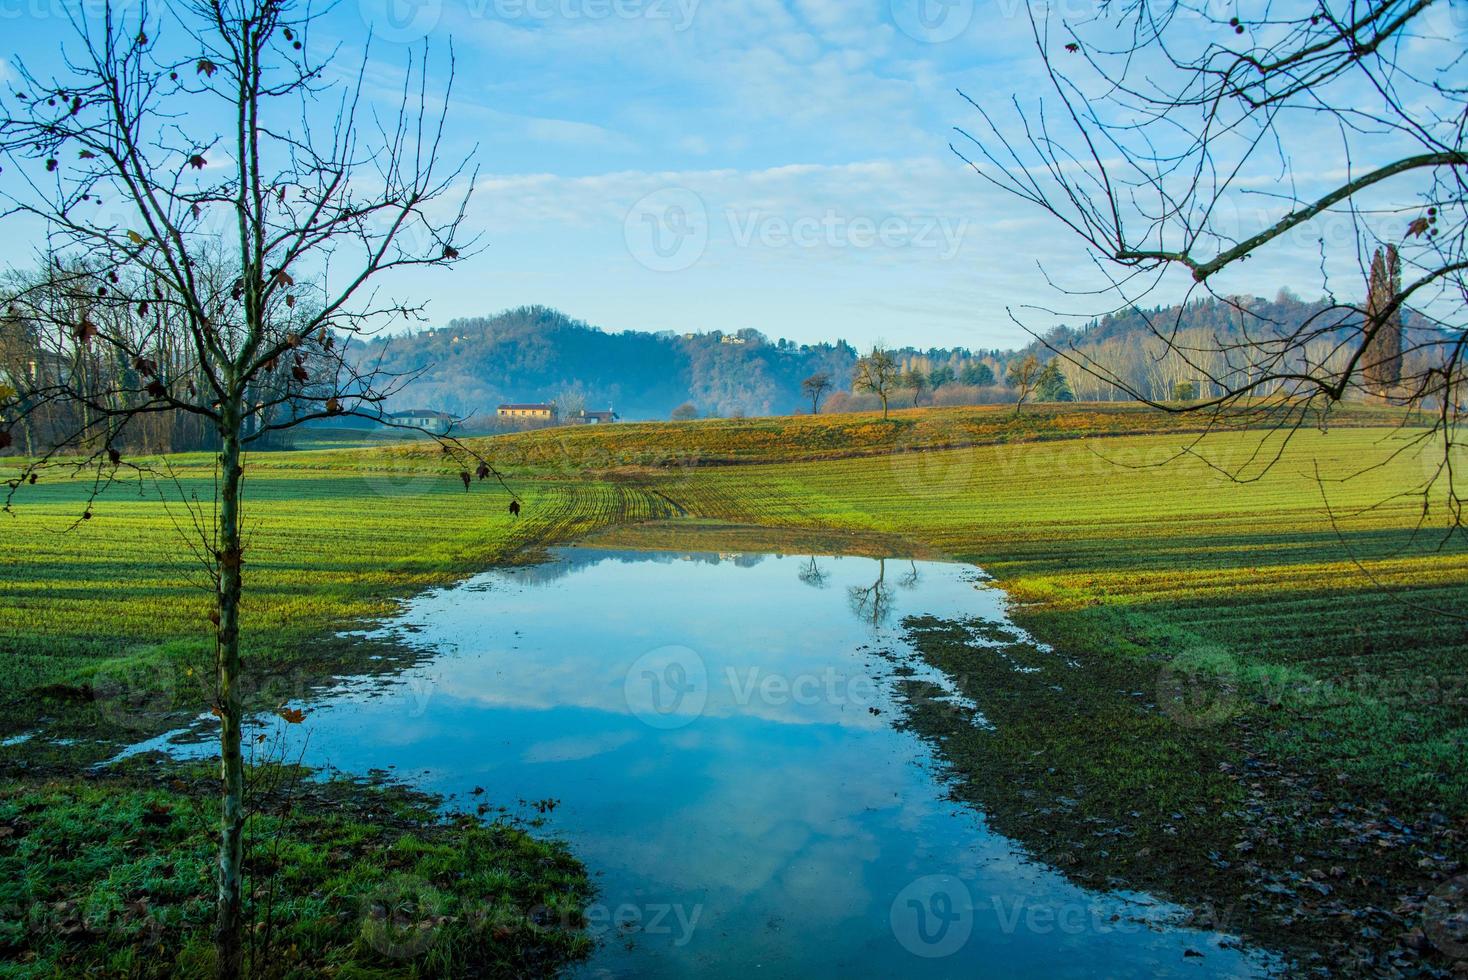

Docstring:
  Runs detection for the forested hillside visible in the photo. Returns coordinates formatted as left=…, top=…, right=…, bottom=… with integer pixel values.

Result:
left=353, top=291, right=1448, bottom=422
left=1036, top=290, right=1443, bottom=402
left=353, top=306, right=867, bottom=421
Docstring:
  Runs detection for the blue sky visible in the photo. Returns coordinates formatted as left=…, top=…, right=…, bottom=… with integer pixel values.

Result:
left=2, top=0, right=1445, bottom=349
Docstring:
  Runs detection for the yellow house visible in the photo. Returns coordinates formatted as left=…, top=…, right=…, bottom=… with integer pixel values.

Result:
left=497, top=403, right=557, bottom=421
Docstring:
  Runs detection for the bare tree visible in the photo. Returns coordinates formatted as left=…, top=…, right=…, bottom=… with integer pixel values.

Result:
left=0, top=3, right=503, bottom=974
left=902, top=367, right=929, bottom=407
left=955, top=0, right=1466, bottom=523
left=1005, top=353, right=1043, bottom=415
left=853, top=344, right=899, bottom=419
left=801, top=371, right=831, bottom=414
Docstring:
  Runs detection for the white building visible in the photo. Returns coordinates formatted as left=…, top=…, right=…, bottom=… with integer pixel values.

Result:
left=389, top=410, right=454, bottom=435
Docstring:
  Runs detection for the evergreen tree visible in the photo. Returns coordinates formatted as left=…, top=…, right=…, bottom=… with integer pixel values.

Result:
left=960, top=362, right=995, bottom=386
left=1363, top=245, right=1403, bottom=395
left=1034, top=362, right=1074, bottom=402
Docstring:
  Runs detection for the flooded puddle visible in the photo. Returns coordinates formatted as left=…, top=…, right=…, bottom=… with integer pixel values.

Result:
left=127, top=547, right=1277, bottom=977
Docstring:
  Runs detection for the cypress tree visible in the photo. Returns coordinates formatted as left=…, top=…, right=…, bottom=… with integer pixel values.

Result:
left=1363, top=245, right=1403, bottom=395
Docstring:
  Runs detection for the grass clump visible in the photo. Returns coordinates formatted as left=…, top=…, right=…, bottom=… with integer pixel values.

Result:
left=0, top=758, right=592, bottom=979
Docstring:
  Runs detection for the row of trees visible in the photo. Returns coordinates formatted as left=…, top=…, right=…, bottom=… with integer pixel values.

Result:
left=364, top=280, right=1435, bottom=424
left=1017, top=290, right=1427, bottom=405
left=793, top=345, right=1070, bottom=420
left=14, top=282, right=1405, bottom=437
left=795, top=278, right=1432, bottom=419
left=0, top=260, right=347, bottom=456
left=830, top=345, right=1074, bottom=418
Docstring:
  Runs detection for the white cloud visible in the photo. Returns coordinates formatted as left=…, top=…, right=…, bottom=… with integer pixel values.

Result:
left=468, top=157, right=989, bottom=228
left=522, top=730, right=640, bottom=763
left=522, top=115, right=636, bottom=149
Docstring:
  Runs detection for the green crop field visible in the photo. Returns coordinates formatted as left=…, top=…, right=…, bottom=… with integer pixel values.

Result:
left=2, top=403, right=1465, bottom=974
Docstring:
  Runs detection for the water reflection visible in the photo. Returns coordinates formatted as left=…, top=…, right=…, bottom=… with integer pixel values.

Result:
left=797, top=556, right=830, bottom=589
left=848, top=557, right=895, bottom=628
left=127, top=548, right=1276, bottom=978
left=898, top=560, right=922, bottom=590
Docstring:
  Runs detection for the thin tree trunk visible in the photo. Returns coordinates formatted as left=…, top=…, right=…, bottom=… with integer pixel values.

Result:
left=215, top=399, right=246, bottom=980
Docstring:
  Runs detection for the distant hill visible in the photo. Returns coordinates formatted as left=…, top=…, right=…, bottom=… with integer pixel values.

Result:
left=354, top=292, right=1451, bottom=422
left=1054, top=290, right=1437, bottom=350
left=1012, top=290, right=1447, bottom=402
left=353, top=306, right=867, bottom=422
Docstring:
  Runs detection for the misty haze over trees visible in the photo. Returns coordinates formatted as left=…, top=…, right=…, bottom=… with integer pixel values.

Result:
left=350, top=292, right=1448, bottom=422
left=6, top=291, right=1446, bottom=453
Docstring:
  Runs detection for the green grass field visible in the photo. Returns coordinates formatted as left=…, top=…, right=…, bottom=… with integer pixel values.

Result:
left=2, top=402, right=1465, bottom=973
left=2, top=459, right=675, bottom=698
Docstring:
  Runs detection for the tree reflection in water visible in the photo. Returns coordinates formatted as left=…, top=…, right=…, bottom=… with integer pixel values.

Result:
left=797, top=556, right=830, bottom=589
left=848, top=558, right=893, bottom=628
left=898, top=560, right=921, bottom=590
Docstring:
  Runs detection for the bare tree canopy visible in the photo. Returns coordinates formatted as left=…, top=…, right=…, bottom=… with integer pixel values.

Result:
left=957, top=0, right=1466, bottom=521
left=853, top=344, right=899, bottom=418
left=1006, top=352, right=1043, bottom=414
left=801, top=371, right=832, bottom=414
left=0, top=0, right=483, bottom=482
